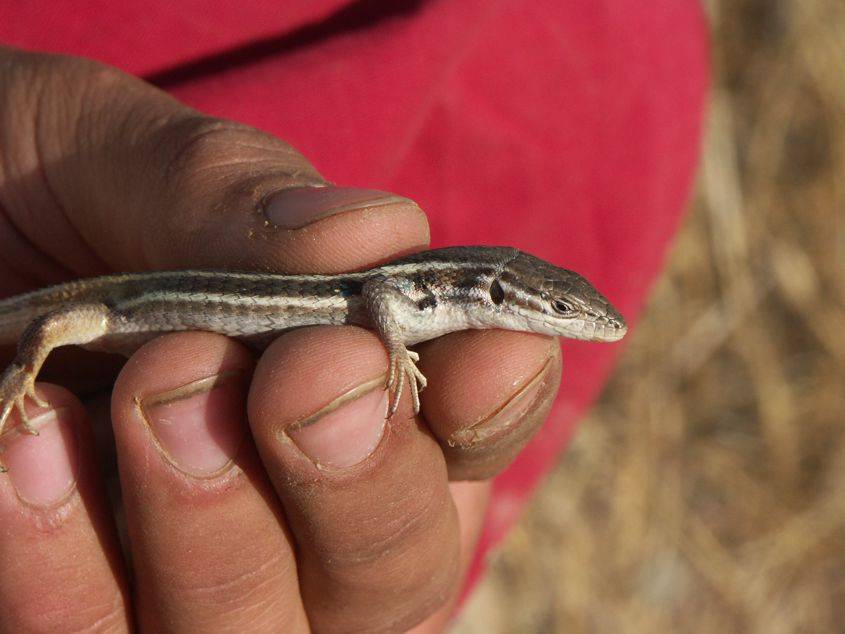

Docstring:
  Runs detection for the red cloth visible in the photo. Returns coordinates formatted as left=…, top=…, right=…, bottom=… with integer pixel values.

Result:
left=3, top=0, right=709, bottom=595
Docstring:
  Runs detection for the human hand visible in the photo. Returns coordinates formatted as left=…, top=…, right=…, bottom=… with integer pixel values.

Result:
left=0, top=49, right=562, bottom=632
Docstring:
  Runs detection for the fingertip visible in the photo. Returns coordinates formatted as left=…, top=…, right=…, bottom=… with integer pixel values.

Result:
left=248, top=326, right=391, bottom=472
left=114, top=332, right=255, bottom=398
left=248, top=192, right=431, bottom=274
left=111, top=332, right=256, bottom=478
left=285, top=380, right=389, bottom=470
left=0, top=380, right=131, bottom=632
left=150, top=179, right=431, bottom=274
left=418, top=331, right=562, bottom=480
left=0, top=383, right=86, bottom=507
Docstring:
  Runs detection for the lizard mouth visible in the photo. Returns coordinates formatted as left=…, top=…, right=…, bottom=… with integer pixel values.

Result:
left=562, top=316, right=628, bottom=342
left=598, top=321, right=628, bottom=342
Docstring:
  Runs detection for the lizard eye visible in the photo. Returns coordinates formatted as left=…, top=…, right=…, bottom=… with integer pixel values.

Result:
left=551, top=299, right=574, bottom=314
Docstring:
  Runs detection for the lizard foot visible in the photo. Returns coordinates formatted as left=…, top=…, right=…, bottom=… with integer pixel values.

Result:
left=0, top=364, right=48, bottom=437
left=386, top=347, right=427, bottom=417
left=0, top=364, right=49, bottom=472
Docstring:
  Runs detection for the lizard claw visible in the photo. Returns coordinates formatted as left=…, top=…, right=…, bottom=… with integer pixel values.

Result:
left=26, top=383, right=49, bottom=410
left=386, top=346, right=427, bottom=417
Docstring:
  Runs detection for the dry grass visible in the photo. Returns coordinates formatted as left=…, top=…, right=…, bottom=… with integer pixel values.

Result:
left=456, top=1, right=845, bottom=631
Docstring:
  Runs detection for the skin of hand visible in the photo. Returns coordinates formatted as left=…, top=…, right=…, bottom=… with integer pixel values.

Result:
left=0, top=47, right=563, bottom=632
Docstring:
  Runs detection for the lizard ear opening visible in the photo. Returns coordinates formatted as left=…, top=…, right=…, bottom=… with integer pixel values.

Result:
left=489, top=280, right=505, bottom=305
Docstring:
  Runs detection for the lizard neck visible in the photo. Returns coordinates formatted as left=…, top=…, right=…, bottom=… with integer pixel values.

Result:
left=374, top=261, right=506, bottom=345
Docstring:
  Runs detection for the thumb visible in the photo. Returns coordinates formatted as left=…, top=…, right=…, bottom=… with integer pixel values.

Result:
left=0, top=48, right=428, bottom=280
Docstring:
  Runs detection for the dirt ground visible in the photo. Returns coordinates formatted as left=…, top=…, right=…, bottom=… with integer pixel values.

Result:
left=456, top=1, right=845, bottom=631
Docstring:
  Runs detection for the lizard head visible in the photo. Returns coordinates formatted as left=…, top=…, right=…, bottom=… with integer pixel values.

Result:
left=496, top=251, right=628, bottom=342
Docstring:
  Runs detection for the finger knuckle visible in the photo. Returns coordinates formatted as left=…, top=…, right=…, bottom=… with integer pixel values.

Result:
left=154, top=114, right=320, bottom=189
left=158, top=115, right=250, bottom=178
left=4, top=587, right=127, bottom=632
left=305, top=486, right=460, bottom=631
left=175, top=550, right=295, bottom=619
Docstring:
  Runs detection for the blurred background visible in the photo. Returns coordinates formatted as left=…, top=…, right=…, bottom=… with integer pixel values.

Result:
left=457, top=1, right=845, bottom=631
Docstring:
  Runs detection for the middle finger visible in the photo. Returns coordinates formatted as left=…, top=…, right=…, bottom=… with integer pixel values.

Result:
left=111, top=332, right=308, bottom=632
left=248, top=325, right=461, bottom=633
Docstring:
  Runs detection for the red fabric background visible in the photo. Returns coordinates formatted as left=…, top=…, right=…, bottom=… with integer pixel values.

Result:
left=2, top=0, right=709, bottom=595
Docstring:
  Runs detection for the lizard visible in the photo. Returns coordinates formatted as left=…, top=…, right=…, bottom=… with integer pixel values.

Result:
left=0, top=246, right=627, bottom=468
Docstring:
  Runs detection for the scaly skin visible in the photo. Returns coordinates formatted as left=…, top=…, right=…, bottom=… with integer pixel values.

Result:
left=0, top=246, right=627, bottom=468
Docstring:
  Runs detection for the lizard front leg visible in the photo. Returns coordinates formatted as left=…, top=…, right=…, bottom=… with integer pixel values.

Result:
left=362, top=278, right=427, bottom=417
left=0, top=303, right=111, bottom=469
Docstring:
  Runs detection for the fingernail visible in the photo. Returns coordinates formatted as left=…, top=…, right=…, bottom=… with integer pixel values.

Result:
left=451, top=355, right=557, bottom=447
left=265, top=186, right=414, bottom=229
left=139, top=372, right=247, bottom=477
left=5, top=408, right=79, bottom=507
left=285, top=376, right=388, bottom=469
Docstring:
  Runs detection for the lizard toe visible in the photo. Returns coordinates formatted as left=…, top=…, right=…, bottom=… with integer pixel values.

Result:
left=26, top=384, right=49, bottom=409
left=15, top=397, right=39, bottom=436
